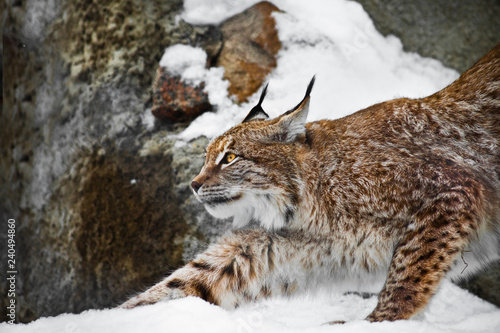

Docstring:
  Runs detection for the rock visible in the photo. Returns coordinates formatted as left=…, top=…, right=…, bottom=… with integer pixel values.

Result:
left=353, top=0, right=500, bottom=73
left=173, top=20, right=224, bottom=66
left=216, top=1, right=282, bottom=102
left=457, top=261, right=500, bottom=307
left=151, top=67, right=212, bottom=122
left=149, top=19, right=223, bottom=123
left=149, top=20, right=223, bottom=123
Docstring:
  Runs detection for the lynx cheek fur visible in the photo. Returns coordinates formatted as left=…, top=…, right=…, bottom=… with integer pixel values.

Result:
left=121, top=44, right=500, bottom=322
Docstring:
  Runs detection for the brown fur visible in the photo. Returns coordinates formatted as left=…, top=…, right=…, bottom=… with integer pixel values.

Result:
left=121, top=44, right=500, bottom=322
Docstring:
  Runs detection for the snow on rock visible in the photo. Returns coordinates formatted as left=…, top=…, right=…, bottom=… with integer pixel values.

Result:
left=159, top=44, right=209, bottom=85
left=2, top=280, right=499, bottom=332
left=172, top=0, right=459, bottom=142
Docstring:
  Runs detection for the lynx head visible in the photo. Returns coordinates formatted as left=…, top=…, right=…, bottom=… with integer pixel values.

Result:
left=191, top=77, right=315, bottom=230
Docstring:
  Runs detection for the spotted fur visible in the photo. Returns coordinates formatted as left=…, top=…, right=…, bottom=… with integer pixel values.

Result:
left=121, top=44, right=500, bottom=322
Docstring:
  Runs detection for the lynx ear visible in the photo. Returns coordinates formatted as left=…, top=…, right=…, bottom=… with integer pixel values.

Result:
left=271, top=76, right=315, bottom=143
left=242, top=84, right=270, bottom=123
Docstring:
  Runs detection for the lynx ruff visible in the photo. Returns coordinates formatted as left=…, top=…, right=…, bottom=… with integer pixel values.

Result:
left=121, top=44, right=500, bottom=322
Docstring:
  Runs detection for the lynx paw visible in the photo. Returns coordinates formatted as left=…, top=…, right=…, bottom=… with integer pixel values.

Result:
left=119, top=287, right=187, bottom=309
left=119, top=295, right=149, bottom=309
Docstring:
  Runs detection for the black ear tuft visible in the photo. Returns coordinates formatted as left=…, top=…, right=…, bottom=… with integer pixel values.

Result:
left=304, top=75, right=315, bottom=99
left=257, top=83, right=269, bottom=106
left=242, top=84, right=270, bottom=123
left=286, top=76, right=315, bottom=115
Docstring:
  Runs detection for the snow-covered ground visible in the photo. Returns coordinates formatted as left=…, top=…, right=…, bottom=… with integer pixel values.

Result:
left=3, top=280, right=500, bottom=333
left=5, top=0, right=498, bottom=332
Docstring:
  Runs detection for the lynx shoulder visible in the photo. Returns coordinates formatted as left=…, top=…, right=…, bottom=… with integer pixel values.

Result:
left=121, top=44, right=500, bottom=322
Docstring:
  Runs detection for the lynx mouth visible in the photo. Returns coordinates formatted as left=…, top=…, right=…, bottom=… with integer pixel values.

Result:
left=202, top=194, right=243, bottom=207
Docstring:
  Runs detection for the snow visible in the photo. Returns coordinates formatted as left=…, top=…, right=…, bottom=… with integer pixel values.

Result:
left=159, top=44, right=208, bottom=85
left=3, top=280, right=500, bottom=332
left=141, top=108, right=155, bottom=130
left=171, top=0, right=459, bottom=141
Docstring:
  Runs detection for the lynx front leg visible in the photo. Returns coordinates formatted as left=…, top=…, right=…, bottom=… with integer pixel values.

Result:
left=120, top=229, right=329, bottom=309
left=367, top=196, right=479, bottom=321
left=120, top=230, right=272, bottom=309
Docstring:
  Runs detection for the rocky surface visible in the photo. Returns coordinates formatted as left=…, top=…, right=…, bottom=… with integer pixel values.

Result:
left=353, top=0, right=500, bottom=73
left=151, top=68, right=212, bottom=122
left=216, top=1, right=282, bottom=102
left=1, top=0, right=499, bottom=324
left=458, top=264, right=500, bottom=309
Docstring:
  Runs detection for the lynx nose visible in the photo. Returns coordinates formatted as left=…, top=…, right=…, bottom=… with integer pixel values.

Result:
left=192, top=173, right=209, bottom=193
left=191, top=181, right=202, bottom=193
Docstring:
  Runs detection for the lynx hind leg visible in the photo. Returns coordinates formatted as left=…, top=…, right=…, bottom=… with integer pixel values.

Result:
left=367, top=195, right=480, bottom=321
left=120, top=230, right=276, bottom=309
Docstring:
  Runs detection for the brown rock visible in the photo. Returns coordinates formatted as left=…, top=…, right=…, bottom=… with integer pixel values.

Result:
left=217, top=1, right=282, bottom=102
left=151, top=67, right=212, bottom=122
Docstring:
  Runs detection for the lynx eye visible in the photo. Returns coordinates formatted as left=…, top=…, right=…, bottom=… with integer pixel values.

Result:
left=222, top=153, right=237, bottom=164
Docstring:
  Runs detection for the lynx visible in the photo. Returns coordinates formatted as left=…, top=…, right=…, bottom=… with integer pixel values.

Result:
left=121, top=44, right=500, bottom=322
